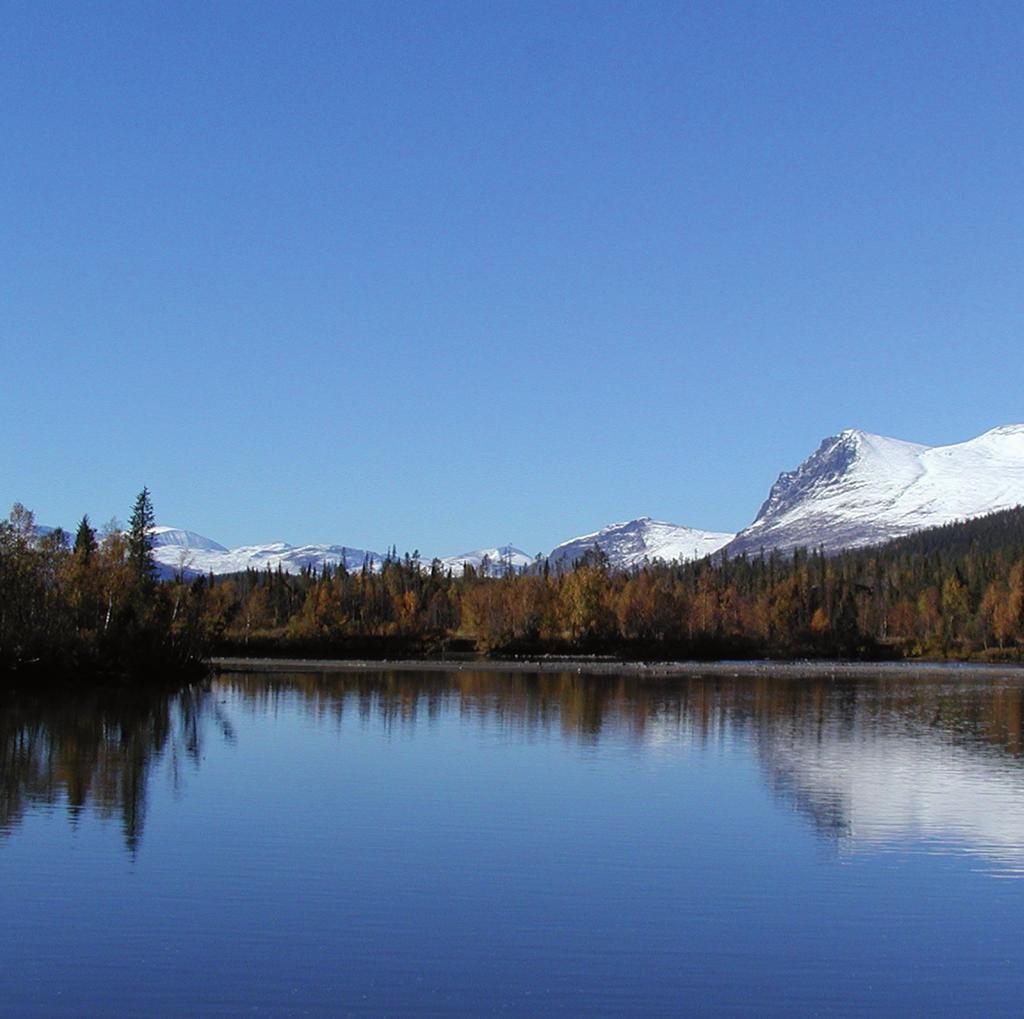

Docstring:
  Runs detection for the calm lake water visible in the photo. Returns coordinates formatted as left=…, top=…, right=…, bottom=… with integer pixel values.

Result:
left=4, top=667, right=1024, bottom=1016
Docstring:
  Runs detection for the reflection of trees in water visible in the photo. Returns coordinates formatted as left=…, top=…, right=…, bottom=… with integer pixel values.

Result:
left=224, top=670, right=1024, bottom=856
left=4, top=669, right=1024, bottom=854
left=222, top=669, right=1024, bottom=762
left=224, top=671, right=670, bottom=746
left=0, top=683, right=213, bottom=852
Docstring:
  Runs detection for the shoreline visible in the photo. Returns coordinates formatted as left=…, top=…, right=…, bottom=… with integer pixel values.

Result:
left=211, top=656, right=1024, bottom=680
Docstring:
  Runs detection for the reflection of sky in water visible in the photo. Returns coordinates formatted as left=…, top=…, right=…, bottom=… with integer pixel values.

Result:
left=234, top=670, right=1024, bottom=878
left=6, top=671, right=1024, bottom=877
left=4, top=670, right=1024, bottom=1016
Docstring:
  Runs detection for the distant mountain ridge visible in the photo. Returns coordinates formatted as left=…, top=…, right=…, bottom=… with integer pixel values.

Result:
left=152, top=536, right=537, bottom=579
left=152, top=536, right=383, bottom=578
left=146, top=518, right=734, bottom=578
left=35, top=424, right=1024, bottom=575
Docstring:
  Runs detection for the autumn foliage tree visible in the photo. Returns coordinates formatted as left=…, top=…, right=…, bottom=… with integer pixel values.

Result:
left=9, top=498, right=1024, bottom=676
left=0, top=491, right=211, bottom=685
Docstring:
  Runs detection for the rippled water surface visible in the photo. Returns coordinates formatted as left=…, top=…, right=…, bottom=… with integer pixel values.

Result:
left=4, top=667, right=1024, bottom=1016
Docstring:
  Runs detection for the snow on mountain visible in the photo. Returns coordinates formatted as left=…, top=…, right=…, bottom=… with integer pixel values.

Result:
left=149, top=519, right=734, bottom=578
left=437, top=545, right=535, bottom=576
left=151, top=526, right=228, bottom=553
left=548, top=517, right=735, bottom=570
left=150, top=419, right=1024, bottom=579
left=150, top=528, right=382, bottom=577
left=149, top=527, right=534, bottom=578
left=729, top=424, right=1024, bottom=555
left=56, top=420, right=1024, bottom=578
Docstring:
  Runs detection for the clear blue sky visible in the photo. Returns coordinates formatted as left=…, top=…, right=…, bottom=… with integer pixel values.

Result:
left=3, top=1, right=1023, bottom=556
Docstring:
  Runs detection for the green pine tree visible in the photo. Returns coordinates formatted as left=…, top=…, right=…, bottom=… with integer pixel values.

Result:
left=73, top=514, right=97, bottom=563
left=127, top=487, right=157, bottom=586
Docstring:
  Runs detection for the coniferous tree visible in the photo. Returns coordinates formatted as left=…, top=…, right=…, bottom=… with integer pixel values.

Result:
left=74, top=515, right=97, bottom=564
left=127, top=487, right=157, bottom=587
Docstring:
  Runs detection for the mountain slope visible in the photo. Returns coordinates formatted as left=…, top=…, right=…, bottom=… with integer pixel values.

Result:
left=149, top=519, right=735, bottom=577
left=437, top=546, right=535, bottom=576
left=150, top=528, right=538, bottom=578
left=152, top=526, right=228, bottom=553
left=548, top=517, right=734, bottom=569
left=151, top=530, right=382, bottom=577
left=729, top=425, right=1024, bottom=555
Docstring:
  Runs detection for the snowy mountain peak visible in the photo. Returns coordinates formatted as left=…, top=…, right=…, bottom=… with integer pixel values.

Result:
left=836, top=427, right=867, bottom=443
left=490, top=544, right=532, bottom=559
left=731, top=424, right=1024, bottom=555
left=981, top=423, right=1024, bottom=437
left=752, top=430, right=926, bottom=525
left=150, top=527, right=382, bottom=578
left=135, top=422, right=1024, bottom=575
left=437, top=545, right=535, bottom=576
left=151, top=526, right=228, bottom=553
left=549, top=517, right=734, bottom=569
left=964, top=423, right=1024, bottom=452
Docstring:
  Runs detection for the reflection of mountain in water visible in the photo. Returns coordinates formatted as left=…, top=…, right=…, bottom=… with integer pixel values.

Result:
left=748, top=681, right=1024, bottom=872
left=4, top=669, right=1024, bottom=866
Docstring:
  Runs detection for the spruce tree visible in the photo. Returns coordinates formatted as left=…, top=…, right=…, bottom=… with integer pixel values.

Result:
left=74, top=514, right=97, bottom=563
left=127, top=487, right=157, bottom=586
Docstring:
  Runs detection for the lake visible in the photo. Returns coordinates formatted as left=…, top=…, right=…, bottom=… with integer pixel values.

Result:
left=3, top=665, right=1024, bottom=1016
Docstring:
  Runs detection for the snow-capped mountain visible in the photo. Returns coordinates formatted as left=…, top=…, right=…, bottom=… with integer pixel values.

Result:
left=729, top=424, right=1024, bottom=555
left=147, top=520, right=734, bottom=578
left=150, top=528, right=539, bottom=578
left=45, top=424, right=1024, bottom=575
left=548, top=517, right=735, bottom=570
left=149, top=526, right=539, bottom=578
left=437, top=546, right=535, bottom=576
left=152, top=533, right=383, bottom=577
left=152, top=526, right=228, bottom=553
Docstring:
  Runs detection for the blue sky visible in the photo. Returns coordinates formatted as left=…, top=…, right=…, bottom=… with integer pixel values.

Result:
left=3, top=1, right=1023, bottom=556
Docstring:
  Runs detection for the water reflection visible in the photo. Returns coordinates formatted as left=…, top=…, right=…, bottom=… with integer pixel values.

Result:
left=4, top=669, right=1024, bottom=867
left=0, top=683, right=215, bottom=851
left=749, top=681, right=1024, bottom=872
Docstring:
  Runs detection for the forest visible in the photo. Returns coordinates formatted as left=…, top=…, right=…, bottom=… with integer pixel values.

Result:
left=5, top=495, right=1024, bottom=686
left=0, top=490, right=208, bottom=685
left=207, top=505, right=1024, bottom=662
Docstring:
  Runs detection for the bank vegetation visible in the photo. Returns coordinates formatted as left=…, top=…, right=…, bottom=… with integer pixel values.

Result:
left=5, top=497, right=1024, bottom=687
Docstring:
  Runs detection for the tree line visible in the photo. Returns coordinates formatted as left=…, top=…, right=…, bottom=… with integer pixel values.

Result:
left=209, top=505, right=1024, bottom=662
left=6, top=496, right=1024, bottom=685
